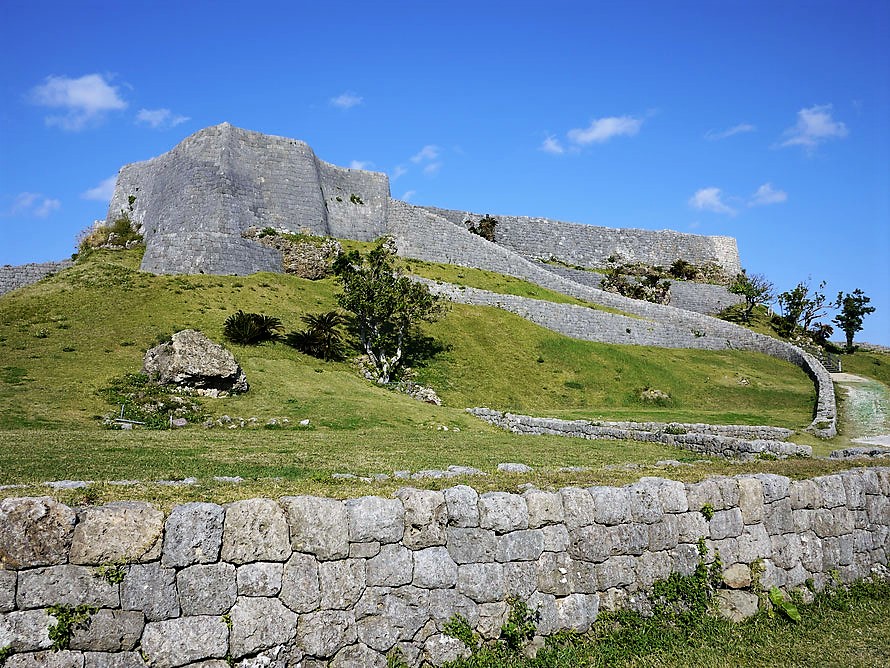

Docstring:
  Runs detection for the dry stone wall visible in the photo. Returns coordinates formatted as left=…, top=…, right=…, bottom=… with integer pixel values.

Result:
left=420, top=205, right=742, bottom=276
left=1, top=469, right=888, bottom=666
left=0, top=261, right=73, bottom=297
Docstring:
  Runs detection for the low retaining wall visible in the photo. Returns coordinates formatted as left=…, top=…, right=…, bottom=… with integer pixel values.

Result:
left=0, top=261, right=73, bottom=297
left=468, top=409, right=811, bottom=459
left=2, top=469, right=888, bottom=666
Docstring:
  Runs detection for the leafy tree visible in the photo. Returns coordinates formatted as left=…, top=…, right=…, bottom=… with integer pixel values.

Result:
left=333, top=237, right=445, bottom=384
left=285, top=310, right=349, bottom=361
left=833, top=289, right=875, bottom=352
left=728, top=270, right=774, bottom=323
left=775, top=280, right=828, bottom=337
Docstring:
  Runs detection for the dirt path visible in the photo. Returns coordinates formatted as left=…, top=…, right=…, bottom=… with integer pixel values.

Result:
left=831, top=373, right=890, bottom=446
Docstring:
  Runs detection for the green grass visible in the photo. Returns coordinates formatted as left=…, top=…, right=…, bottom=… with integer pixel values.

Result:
left=840, top=349, right=890, bottom=386
left=0, top=247, right=852, bottom=497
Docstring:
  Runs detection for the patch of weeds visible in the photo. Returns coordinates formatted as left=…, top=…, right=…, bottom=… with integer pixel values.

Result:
left=700, top=503, right=715, bottom=521
left=94, top=558, right=129, bottom=584
left=386, top=648, right=409, bottom=667
left=61, top=346, right=76, bottom=353
left=98, top=373, right=205, bottom=429
left=349, top=193, right=364, bottom=204
left=0, top=646, right=12, bottom=666
left=444, top=614, right=480, bottom=652
left=664, top=424, right=688, bottom=435
left=33, top=328, right=49, bottom=339
left=0, top=366, right=29, bottom=385
left=499, top=597, right=539, bottom=650
left=768, top=586, right=802, bottom=622
left=47, top=603, right=97, bottom=650
left=75, top=486, right=101, bottom=506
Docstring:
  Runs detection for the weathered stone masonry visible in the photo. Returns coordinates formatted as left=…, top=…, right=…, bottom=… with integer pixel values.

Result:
left=0, top=261, right=73, bottom=298
left=1, top=469, right=888, bottom=666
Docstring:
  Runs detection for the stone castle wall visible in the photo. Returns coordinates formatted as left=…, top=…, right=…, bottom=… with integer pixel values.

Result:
left=1, top=469, right=888, bottom=666
left=420, top=205, right=742, bottom=276
left=0, top=261, right=73, bottom=297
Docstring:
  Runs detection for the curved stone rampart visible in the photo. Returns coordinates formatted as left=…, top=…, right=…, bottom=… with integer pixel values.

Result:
left=0, top=260, right=73, bottom=297
left=1, top=469, right=887, bottom=665
left=468, top=408, right=811, bottom=459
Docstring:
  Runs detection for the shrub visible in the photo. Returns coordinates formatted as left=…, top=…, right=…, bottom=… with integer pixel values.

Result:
left=285, top=310, right=349, bottom=361
left=669, top=258, right=698, bottom=280
left=98, top=373, right=204, bottom=429
left=223, top=310, right=283, bottom=345
left=76, top=212, right=143, bottom=256
left=466, top=215, right=498, bottom=242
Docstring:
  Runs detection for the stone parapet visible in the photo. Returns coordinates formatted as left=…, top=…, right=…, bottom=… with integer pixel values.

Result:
left=0, top=261, right=73, bottom=297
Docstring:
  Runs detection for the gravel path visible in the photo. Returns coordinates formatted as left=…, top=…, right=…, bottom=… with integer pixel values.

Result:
left=831, top=373, right=890, bottom=445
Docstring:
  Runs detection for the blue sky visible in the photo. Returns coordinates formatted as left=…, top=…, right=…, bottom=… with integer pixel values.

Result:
left=1, top=0, right=888, bottom=344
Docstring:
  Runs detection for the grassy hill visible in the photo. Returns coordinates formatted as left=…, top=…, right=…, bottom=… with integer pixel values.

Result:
left=0, top=247, right=871, bottom=504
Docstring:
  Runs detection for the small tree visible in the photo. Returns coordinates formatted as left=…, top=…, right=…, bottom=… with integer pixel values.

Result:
left=333, top=237, right=445, bottom=384
left=833, top=289, right=875, bottom=352
left=728, top=270, right=774, bottom=323
left=775, top=280, right=828, bottom=337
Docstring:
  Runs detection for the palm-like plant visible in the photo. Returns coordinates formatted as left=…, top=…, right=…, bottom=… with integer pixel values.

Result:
left=223, top=310, right=283, bottom=344
left=285, top=310, right=349, bottom=361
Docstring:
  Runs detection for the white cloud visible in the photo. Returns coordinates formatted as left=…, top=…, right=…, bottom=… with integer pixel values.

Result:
left=540, top=135, right=565, bottom=155
left=29, top=73, right=127, bottom=131
left=411, top=145, right=440, bottom=163
left=749, top=183, right=787, bottom=206
left=423, top=162, right=442, bottom=175
left=330, top=91, right=363, bottom=109
left=402, top=190, right=416, bottom=202
left=780, top=104, right=848, bottom=152
left=82, top=175, right=118, bottom=202
left=136, top=108, right=189, bottom=129
left=349, top=160, right=372, bottom=170
left=688, top=187, right=736, bottom=216
left=567, top=115, right=642, bottom=145
left=8, top=192, right=61, bottom=217
left=391, top=165, right=407, bottom=180
left=705, top=123, right=755, bottom=140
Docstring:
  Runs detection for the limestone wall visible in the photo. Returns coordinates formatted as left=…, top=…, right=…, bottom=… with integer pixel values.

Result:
left=1, top=469, right=888, bottom=666
left=419, top=205, right=742, bottom=276
left=0, top=261, right=73, bottom=297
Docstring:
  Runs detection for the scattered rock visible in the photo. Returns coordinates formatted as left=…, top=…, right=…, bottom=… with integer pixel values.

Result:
left=715, top=589, right=759, bottom=622
left=497, top=463, right=532, bottom=474
left=143, top=329, right=248, bottom=396
left=722, top=563, right=753, bottom=589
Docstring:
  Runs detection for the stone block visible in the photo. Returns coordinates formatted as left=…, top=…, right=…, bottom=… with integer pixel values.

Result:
left=648, top=516, right=679, bottom=551
left=540, top=524, right=570, bottom=552
left=229, top=596, right=298, bottom=659
left=588, top=486, right=632, bottom=525
left=523, top=489, right=564, bottom=528
left=568, top=524, right=612, bottom=563
left=477, top=601, right=508, bottom=640
left=5, top=650, right=84, bottom=667
left=366, top=543, right=412, bottom=587
left=279, top=552, right=319, bottom=613
left=635, top=550, right=673, bottom=589
left=423, top=633, right=470, bottom=667
left=221, top=499, right=290, bottom=564
left=236, top=561, right=283, bottom=597
left=609, top=523, right=649, bottom=557
left=0, top=609, right=53, bottom=652
left=177, top=563, right=236, bottom=615
left=627, top=480, right=664, bottom=524
left=458, top=563, right=504, bottom=602
left=641, top=477, right=688, bottom=513
left=716, top=590, right=758, bottom=622
left=770, top=534, right=802, bottom=569
left=140, top=616, right=228, bottom=668
left=0, top=497, right=76, bottom=570
left=596, top=556, right=638, bottom=590
left=345, top=496, right=404, bottom=544
left=319, top=559, right=365, bottom=609
left=671, top=544, right=701, bottom=577
left=559, top=488, right=595, bottom=529
left=356, top=614, right=400, bottom=653
left=0, top=569, right=15, bottom=612
left=814, top=475, right=847, bottom=508
left=496, top=529, right=545, bottom=562
left=349, top=542, right=380, bottom=559
left=297, top=610, right=357, bottom=659
left=70, top=609, right=144, bottom=651
left=161, top=502, right=224, bottom=568
left=763, top=499, right=793, bottom=535
left=71, top=502, right=163, bottom=565
left=685, top=479, right=720, bottom=512
left=503, top=561, right=537, bottom=599
left=478, top=492, right=528, bottom=534
left=83, top=652, right=147, bottom=668
left=280, top=495, right=348, bottom=560
left=413, top=547, right=458, bottom=589
left=536, top=551, right=577, bottom=596
left=121, top=562, right=178, bottom=621
left=710, top=508, right=744, bottom=540
left=800, top=531, right=824, bottom=572
left=17, top=565, right=119, bottom=609
left=397, top=489, right=447, bottom=549
left=429, top=588, right=480, bottom=627
left=556, top=592, right=599, bottom=631
left=788, top=480, right=820, bottom=510
left=676, top=511, right=709, bottom=543
left=866, top=496, right=890, bottom=525
left=443, top=485, right=479, bottom=528
left=737, top=477, right=764, bottom=523
left=446, top=527, right=496, bottom=564
left=331, top=643, right=387, bottom=668
left=526, top=592, right=558, bottom=635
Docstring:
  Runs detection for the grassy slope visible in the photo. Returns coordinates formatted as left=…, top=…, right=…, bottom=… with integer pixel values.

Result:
left=0, top=248, right=850, bottom=499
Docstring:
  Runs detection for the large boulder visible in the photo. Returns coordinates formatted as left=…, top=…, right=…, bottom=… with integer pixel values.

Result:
left=143, top=329, right=248, bottom=396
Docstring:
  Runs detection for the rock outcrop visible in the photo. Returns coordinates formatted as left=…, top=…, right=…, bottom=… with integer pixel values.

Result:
left=143, top=330, right=248, bottom=396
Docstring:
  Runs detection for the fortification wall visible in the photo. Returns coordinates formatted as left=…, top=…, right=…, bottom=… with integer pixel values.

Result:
left=317, top=161, right=390, bottom=241
left=420, top=205, right=742, bottom=276
left=541, top=264, right=743, bottom=315
left=0, top=261, right=74, bottom=297
left=1, top=469, right=887, bottom=666
left=390, top=202, right=835, bottom=436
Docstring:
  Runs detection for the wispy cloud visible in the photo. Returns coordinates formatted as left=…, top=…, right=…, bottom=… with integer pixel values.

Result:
left=540, top=135, right=565, bottom=155
left=330, top=91, right=363, bottom=109
left=29, top=73, right=127, bottom=131
left=81, top=175, right=117, bottom=202
left=423, top=162, right=442, bottom=175
left=705, top=123, right=755, bottom=141
left=749, top=183, right=787, bottom=206
left=7, top=192, right=61, bottom=217
left=136, top=108, right=189, bottom=129
left=402, top=190, right=416, bottom=202
left=779, top=104, right=848, bottom=152
left=349, top=160, right=372, bottom=170
left=567, top=115, right=642, bottom=145
left=688, top=187, right=736, bottom=216
left=391, top=165, right=408, bottom=181
left=411, top=145, right=440, bottom=163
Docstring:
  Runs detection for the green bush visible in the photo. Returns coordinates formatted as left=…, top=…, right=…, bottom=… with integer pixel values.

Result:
left=223, top=310, right=283, bottom=345
left=285, top=311, right=349, bottom=361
